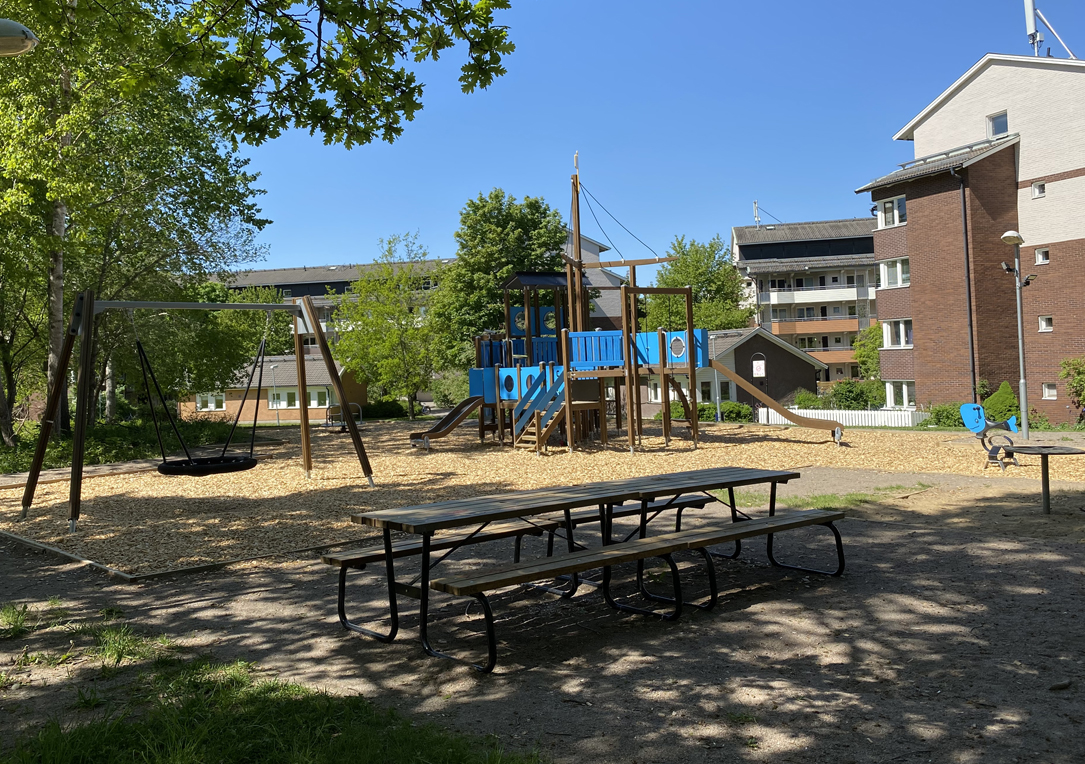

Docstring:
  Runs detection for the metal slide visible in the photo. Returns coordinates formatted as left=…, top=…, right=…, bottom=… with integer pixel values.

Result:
left=708, top=361, right=843, bottom=444
left=409, top=396, right=485, bottom=448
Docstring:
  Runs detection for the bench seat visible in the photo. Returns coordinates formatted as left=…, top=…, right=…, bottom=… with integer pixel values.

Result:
left=431, top=509, right=844, bottom=597
left=321, top=517, right=564, bottom=569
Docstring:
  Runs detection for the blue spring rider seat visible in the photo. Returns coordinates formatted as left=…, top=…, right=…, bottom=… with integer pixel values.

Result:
left=960, top=403, right=1019, bottom=471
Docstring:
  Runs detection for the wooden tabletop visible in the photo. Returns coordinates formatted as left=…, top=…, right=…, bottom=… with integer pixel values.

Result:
left=351, top=467, right=799, bottom=534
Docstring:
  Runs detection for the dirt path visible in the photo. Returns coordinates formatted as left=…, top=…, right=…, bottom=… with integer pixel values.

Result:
left=3, top=468, right=1084, bottom=763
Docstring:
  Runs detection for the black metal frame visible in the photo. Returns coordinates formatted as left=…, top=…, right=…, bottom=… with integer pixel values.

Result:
left=764, top=483, right=846, bottom=577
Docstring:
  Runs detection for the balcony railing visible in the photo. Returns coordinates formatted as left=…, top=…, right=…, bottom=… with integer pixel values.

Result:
left=762, top=284, right=875, bottom=293
left=771, top=315, right=877, bottom=323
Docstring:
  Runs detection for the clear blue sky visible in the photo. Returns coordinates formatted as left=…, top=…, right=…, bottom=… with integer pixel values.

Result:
left=242, top=0, right=1084, bottom=278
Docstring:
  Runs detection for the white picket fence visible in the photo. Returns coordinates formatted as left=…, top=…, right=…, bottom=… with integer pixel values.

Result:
left=757, top=407, right=930, bottom=428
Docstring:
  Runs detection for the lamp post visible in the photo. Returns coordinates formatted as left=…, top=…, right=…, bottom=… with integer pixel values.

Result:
left=0, top=19, right=38, bottom=56
left=1000, top=230, right=1034, bottom=440
left=269, top=364, right=280, bottom=426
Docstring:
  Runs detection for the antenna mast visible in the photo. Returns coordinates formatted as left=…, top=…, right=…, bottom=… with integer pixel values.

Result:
left=1024, top=1, right=1077, bottom=59
left=753, top=200, right=761, bottom=230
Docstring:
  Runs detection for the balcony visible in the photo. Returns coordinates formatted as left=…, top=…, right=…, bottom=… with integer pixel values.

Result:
left=758, top=285, right=876, bottom=305
left=806, top=349, right=857, bottom=363
left=770, top=316, right=861, bottom=335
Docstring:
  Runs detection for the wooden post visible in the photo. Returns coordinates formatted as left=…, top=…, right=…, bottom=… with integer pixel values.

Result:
left=523, top=288, right=533, bottom=365
left=21, top=293, right=82, bottom=519
left=293, top=302, right=312, bottom=478
left=68, top=290, right=97, bottom=532
left=301, top=296, right=374, bottom=485
left=685, top=286, right=699, bottom=448
left=658, top=327, right=671, bottom=446
left=614, top=378, right=622, bottom=434
left=620, top=286, right=635, bottom=453
left=503, top=289, right=512, bottom=341
left=562, top=329, right=575, bottom=453
left=495, top=364, right=505, bottom=444
left=597, top=376, right=608, bottom=445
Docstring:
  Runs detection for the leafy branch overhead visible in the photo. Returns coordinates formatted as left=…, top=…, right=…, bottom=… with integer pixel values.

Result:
left=165, top=0, right=516, bottom=147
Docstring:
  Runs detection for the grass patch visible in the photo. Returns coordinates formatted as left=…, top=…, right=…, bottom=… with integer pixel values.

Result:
left=723, top=483, right=932, bottom=511
left=0, top=604, right=30, bottom=639
left=4, top=656, right=541, bottom=764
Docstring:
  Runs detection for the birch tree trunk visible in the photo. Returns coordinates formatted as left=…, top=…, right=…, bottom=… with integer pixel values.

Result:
left=104, top=357, right=116, bottom=423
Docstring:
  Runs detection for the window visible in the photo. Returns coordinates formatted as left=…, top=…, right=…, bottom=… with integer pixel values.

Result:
left=701, top=381, right=712, bottom=402
left=880, top=259, right=910, bottom=288
left=987, top=111, right=1009, bottom=138
left=770, top=308, right=789, bottom=320
left=831, top=276, right=839, bottom=284
left=877, top=195, right=907, bottom=228
left=848, top=305, right=857, bottom=317
left=196, top=393, right=225, bottom=411
left=651, top=382, right=659, bottom=402
left=1035, top=248, right=1050, bottom=265
left=1043, top=383, right=1057, bottom=400
left=883, top=319, right=914, bottom=348
left=850, top=366, right=861, bottom=379
left=886, top=380, right=917, bottom=409
left=846, top=275, right=855, bottom=286
left=309, top=389, right=329, bottom=408
left=832, top=306, right=842, bottom=316
left=718, top=381, right=731, bottom=401
left=269, top=390, right=299, bottom=409
left=833, top=336, right=843, bottom=345
left=1032, top=181, right=1046, bottom=199
left=302, top=335, right=317, bottom=346
left=1039, top=315, right=1053, bottom=332
left=282, top=289, right=292, bottom=298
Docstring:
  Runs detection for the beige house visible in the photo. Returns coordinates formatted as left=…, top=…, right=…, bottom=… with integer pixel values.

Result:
left=179, top=354, right=367, bottom=424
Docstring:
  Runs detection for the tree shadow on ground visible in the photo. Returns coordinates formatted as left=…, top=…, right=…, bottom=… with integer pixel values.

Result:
left=4, top=487, right=1085, bottom=763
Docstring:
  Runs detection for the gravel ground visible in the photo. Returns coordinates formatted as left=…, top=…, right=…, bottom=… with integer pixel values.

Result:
left=3, top=460, right=1085, bottom=763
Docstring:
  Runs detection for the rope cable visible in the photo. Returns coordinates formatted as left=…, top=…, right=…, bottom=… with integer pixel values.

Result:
left=580, top=191, right=625, bottom=261
left=579, top=183, right=661, bottom=258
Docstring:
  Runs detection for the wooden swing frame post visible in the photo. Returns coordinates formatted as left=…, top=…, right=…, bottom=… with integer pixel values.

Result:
left=20, top=293, right=372, bottom=531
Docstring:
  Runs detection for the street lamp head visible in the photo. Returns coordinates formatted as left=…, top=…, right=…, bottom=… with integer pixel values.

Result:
left=0, top=19, right=39, bottom=57
left=1001, top=230, right=1025, bottom=246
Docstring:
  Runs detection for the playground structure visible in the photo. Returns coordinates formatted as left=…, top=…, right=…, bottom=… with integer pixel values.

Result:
left=20, top=292, right=374, bottom=532
left=412, top=166, right=844, bottom=452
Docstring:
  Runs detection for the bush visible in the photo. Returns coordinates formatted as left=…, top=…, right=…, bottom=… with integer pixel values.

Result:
left=927, top=403, right=965, bottom=428
left=653, top=400, right=752, bottom=423
left=793, top=388, right=821, bottom=409
left=983, top=381, right=1019, bottom=423
left=361, top=399, right=409, bottom=419
left=430, top=370, right=470, bottom=408
left=825, top=379, right=866, bottom=410
left=1028, top=408, right=1051, bottom=430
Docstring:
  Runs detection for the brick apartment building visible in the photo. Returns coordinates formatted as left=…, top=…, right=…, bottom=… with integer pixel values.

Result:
left=856, top=53, right=1085, bottom=422
left=732, top=219, right=879, bottom=381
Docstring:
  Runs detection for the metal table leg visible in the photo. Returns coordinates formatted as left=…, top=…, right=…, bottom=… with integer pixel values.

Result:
left=1041, top=453, right=1051, bottom=515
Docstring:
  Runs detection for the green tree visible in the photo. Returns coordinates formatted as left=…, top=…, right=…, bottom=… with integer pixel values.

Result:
left=1059, top=358, right=1085, bottom=422
left=333, top=233, right=440, bottom=419
left=642, top=236, right=753, bottom=331
left=1, top=1, right=267, bottom=434
left=428, top=189, right=567, bottom=355
left=160, top=1, right=516, bottom=148
left=851, top=324, right=882, bottom=379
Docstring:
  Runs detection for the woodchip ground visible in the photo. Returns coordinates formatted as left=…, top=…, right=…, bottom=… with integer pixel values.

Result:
left=3, top=421, right=1085, bottom=576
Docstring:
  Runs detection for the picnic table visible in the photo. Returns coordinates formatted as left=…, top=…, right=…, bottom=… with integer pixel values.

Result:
left=331, top=466, right=845, bottom=672
left=1003, top=444, right=1085, bottom=514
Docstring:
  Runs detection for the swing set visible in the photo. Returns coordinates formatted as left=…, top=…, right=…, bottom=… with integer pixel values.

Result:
left=20, top=290, right=374, bottom=532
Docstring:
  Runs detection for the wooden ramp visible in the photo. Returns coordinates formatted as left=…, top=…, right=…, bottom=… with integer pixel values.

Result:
left=708, top=360, right=843, bottom=443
